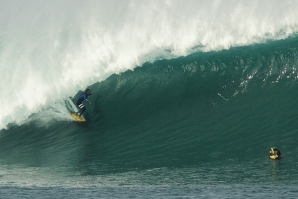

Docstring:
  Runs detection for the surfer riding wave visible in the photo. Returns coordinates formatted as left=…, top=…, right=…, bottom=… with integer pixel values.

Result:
left=75, top=88, right=94, bottom=117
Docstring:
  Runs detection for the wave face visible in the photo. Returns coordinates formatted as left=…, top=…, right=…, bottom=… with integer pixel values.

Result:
left=1, top=0, right=298, bottom=128
left=1, top=0, right=298, bottom=189
left=1, top=36, right=298, bottom=186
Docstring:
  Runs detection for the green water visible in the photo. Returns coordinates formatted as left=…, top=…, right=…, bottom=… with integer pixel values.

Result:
left=1, top=37, right=298, bottom=198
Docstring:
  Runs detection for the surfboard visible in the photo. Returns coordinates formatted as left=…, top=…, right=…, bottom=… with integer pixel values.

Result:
left=70, top=113, right=86, bottom=122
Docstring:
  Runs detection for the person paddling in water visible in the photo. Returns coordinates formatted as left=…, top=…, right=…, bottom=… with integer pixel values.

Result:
left=76, top=88, right=94, bottom=117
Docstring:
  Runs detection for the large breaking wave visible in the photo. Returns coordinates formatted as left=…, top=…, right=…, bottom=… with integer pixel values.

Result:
left=1, top=0, right=298, bottom=129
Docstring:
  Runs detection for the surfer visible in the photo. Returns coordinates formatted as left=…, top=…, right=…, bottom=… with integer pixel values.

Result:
left=75, top=88, right=94, bottom=117
left=269, top=147, right=282, bottom=160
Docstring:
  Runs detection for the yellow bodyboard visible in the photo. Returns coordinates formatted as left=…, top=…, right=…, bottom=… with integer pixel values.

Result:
left=70, top=113, right=86, bottom=122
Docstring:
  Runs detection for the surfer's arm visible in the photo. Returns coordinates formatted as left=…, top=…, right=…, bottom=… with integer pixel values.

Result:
left=84, top=96, right=91, bottom=103
left=85, top=99, right=92, bottom=105
left=82, top=93, right=90, bottom=103
left=84, top=92, right=94, bottom=104
left=87, top=92, right=94, bottom=104
left=84, top=96, right=92, bottom=104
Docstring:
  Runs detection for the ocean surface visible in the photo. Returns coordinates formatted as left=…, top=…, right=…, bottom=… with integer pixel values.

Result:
left=2, top=1, right=298, bottom=198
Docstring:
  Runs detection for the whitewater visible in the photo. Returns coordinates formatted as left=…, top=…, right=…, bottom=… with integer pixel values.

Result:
left=1, top=0, right=298, bottom=129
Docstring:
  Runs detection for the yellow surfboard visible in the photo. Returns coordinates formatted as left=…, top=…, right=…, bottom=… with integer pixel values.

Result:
left=70, top=113, right=86, bottom=122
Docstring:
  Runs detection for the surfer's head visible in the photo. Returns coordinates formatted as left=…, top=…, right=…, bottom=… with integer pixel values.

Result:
left=85, top=88, right=91, bottom=93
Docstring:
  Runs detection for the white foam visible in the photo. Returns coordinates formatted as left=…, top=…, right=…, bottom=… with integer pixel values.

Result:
left=1, top=0, right=298, bottom=129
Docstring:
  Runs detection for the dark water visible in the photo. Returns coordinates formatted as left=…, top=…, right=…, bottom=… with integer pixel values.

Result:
left=1, top=36, right=298, bottom=198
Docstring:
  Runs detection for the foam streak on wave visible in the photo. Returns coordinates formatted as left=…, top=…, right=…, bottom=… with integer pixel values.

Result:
left=1, top=0, right=298, bottom=129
